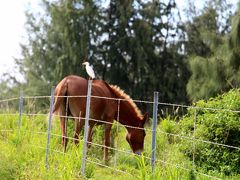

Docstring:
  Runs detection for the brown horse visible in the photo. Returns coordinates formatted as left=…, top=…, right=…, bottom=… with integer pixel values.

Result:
left=53, top=75, right=148, bottom=161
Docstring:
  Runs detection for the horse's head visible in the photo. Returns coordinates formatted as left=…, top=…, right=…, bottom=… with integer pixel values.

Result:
left=126, top=112, right=148, bottom=155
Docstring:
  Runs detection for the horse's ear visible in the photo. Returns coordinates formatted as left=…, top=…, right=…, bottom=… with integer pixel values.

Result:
left=142, top=112, right=149, bottom=125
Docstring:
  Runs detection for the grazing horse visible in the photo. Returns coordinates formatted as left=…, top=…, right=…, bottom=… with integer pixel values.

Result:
left=53, top=75, right=148, bottom=161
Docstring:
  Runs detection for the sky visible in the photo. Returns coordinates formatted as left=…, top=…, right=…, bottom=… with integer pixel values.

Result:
left=0, top=0, right=238, bottom=81
left=0, top=0, right=25, bottom=79
left=0, top=0, right=41, bottom=81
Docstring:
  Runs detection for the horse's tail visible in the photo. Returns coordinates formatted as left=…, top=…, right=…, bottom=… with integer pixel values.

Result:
left=53, top=77, right=68, bottom=114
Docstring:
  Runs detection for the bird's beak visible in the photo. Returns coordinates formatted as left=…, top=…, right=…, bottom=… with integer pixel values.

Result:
left=82, top=62, right=86, bottom=65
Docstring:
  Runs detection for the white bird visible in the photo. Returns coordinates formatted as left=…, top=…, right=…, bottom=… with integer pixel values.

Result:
left=82, top=62, right=95, bottom=80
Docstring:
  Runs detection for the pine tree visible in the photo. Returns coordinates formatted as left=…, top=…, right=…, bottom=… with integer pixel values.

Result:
left=15, top=0, right=189, bottom=104
left=185, top=0, right=234, bottom=100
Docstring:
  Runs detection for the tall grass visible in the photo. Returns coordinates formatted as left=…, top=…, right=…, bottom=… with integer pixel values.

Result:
left=1, top=113, right=238, bottom=179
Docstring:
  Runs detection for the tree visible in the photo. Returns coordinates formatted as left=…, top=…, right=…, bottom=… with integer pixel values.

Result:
left=15, top=0, right=189, bottom=106
left=99, top=0, right=189, bottom=103
left=17, top=0, right=102, bottom=95
left=227, top=2, right=240, bottom=87
left=185, top=0, right=235, bottom=100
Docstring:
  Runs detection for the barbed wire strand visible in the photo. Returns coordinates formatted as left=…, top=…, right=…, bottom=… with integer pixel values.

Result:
left=2, top=110, right=240, bottom=151
left=27, top=133, right=218, bottom=179
left=1, top=125, right=222, bottom=179
left=29, top=130, right=223, bottom=179
left=0, top=95, right=238, bottom=179
left=2, top=94, right=240, bottom=113
left=27, top=143, right=133, bottom=176
left=0, top=113, right=18, bottom=116
left=86, top=159, right=133, bottom=176
left=23, top=94, right=240, bottom=113
left=0, top=97, right=19, bottom=103
left=0, top=129, right=14, bottom=132
left=27, top=132, right=211, bottom=179
left=54, top=113, right=240, bottom=150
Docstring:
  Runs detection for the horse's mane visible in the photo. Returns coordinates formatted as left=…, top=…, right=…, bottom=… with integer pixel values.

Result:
left=108, top=84, right=143, bottom=119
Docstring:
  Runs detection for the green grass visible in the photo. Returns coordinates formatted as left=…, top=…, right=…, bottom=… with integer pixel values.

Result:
left=1, top=114, right=239, bottom=179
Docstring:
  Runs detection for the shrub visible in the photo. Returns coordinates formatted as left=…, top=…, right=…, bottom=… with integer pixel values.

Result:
left=180, top=89, right=240, bottom=175
left=160, top=116, right=178, bottom=144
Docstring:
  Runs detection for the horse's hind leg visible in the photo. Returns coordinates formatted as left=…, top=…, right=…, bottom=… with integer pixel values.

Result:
left=60, top=117, right=68, bottom=152
left=87, top=124, right=94, bottom=148
left=73, top=113, right=84, bottom=144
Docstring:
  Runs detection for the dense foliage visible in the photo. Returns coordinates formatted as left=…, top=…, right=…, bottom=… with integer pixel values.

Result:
left=12, top=0, right=189, bottom=104
left=180, top=89, right=240, bottom=175
left=186, top=1, right=240, bottom=100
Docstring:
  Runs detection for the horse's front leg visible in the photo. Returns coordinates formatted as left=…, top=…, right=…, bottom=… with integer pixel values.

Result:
left=104, top=122, right=113, bottom=162
left=60, top=117, right=68, bottom=152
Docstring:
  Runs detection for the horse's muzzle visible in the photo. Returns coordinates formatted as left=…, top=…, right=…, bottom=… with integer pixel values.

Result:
left=134, top=149, right=143, bottom=155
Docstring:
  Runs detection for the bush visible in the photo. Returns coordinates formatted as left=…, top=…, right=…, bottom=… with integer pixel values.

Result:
left=160, top=116, right=178, bottom=144
left=180, top=89, right=240, bottom=175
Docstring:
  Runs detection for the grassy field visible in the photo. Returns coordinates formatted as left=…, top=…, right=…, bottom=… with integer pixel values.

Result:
left=0, top=113, right=238, bottom=179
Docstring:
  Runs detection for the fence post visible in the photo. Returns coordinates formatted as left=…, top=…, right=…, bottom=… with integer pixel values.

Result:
left=81, top=80, right=93, bottom=176
left=18, top=91, right=24, bottom=139
left=151, top=91, right=159, bottom=172
left=45, top=86, right=55, bottom=170
left=193, top=107, right=197, bottom=170
left=114, top=99, right=121, bottom=168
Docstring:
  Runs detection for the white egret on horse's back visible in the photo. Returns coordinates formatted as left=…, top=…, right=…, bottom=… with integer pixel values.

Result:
left=82, top=62, right=95, bottom=79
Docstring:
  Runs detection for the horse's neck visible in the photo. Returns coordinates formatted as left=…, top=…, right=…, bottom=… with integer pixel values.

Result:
left=117, top=103, right=140, bottom=129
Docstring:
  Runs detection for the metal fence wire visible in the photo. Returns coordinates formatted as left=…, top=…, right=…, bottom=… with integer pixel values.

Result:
left=0, top=82, right=240, bottom=179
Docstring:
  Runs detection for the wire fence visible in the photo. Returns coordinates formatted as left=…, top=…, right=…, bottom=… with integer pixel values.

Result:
left=0, top=83, right=240, bottom=179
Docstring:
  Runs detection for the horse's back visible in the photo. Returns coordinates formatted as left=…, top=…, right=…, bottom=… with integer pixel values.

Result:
left=62, top=75, right=88, bottom=95
left=55, top=75, right=117, bottom=120
left=63, top=75, right=114, bottom=97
